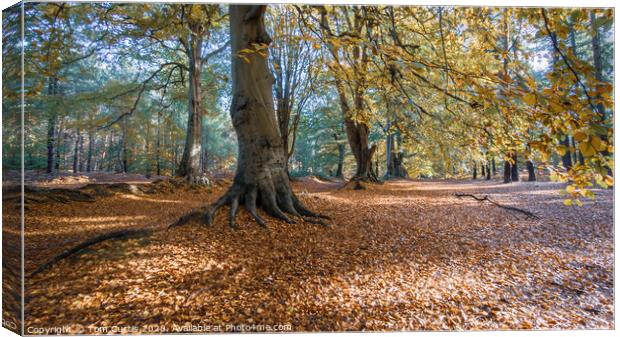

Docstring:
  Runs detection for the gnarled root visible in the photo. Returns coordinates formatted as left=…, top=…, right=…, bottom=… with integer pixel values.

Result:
left=204, top=177, right=329, bottom=229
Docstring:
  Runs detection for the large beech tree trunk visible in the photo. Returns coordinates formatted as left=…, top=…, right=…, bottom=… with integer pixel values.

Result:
left=177, top=32, right=203, bottom=182
left=503, top=161, right=511, bottom=183
left=205, top=5, right=325, bottom=228
left=510, top=153, right=519, bottom=182
left=526, top=160, right=536, bottom=181
left=503, top=152, right=518, bottom=183
left=385, top=128, right=407, bottom=179
left=345, top=117, right=377, bottom=181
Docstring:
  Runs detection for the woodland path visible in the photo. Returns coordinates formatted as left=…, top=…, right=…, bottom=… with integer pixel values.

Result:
left=7, top=176, right=613, bottom=331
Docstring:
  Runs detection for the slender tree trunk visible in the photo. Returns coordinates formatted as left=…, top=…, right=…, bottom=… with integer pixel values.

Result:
left=72, top=129, right=81, bottom=173
left=86, top=129, right=94, bottom=172
left=385, top=127, right=393, bottom=177
left=119, top=122, right=128, bottom=173
left=526, top=160, right=536, bottom=181
left=486, top=162, right=491, bottom=180
left=78, top=130, right=84, bottom=172
left=46, top=113, right=56, bottom=174
left=145, top=123, right=152, bottom=178
left=156, top=110, right=162, bottom=176
left=46, top=77, right=58, bottom=174
left=205, top=5, right=322, bottom=228
left=276, top=100, right=291, bottom=172
left=473, top=162, right=477, bottom=180
left=178, top=32, right=204, bottom=182
left=491, top=157, right=496, bottom=176
left=572, top=136, right=585, bottom=165
left=334, top=134, right=345, bottom=179
left=481, top=161, right=486, bottom=177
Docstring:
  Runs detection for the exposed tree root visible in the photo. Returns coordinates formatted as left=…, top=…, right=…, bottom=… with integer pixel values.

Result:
left=339, top=175, right=384, bottom=191
left=454, top=193, right=540, bottom=219
left=30, top=228, right=153, bottom=277
left=204, top=177, right=329, bottom=229
left=166, top=208, right=207, bottom=230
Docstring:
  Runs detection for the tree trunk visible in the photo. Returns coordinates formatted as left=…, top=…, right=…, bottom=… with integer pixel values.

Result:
left=86, top=129, right=94, bottom=172
left=386, top=130, right=407, bottom=179
left=156, top=110, right=162, bottom=176
left=510, top=152, right=519, bottom=182
left=472, top=162, right=477, bottom=180
left=491, top=157, right=496, bottom=176
left=336, top=82, right=377, bottom=182
left=481, top=161, right=486, bottom=177
left=54, top=117, right=64, bottom=171
left=78, top=130, right=84, bottom=172
left=526, top=160, right=536, bottom=181
left=486, top=162, right=491, bottom=180
left=177, top=32, right=203, bottom=183
left=205, top=5, right=323, bottom=228
left=46, top=77, right=58, bottom=174
left=561, top=135, right=572, bottom=170
left=72, top=129, right=81, bottom=173
left=119, top=123, right=128, bottom=173
left=503, top=160, right=511, bottom=183
left=571, top=136, right=585, bottom=165
left=385, top=129, right=393, bottom=177
left=46, top=113, right=56, bottom=174
left=335, top=135, right=345, bottom=179
left=345, top=115, right=377, bottom=181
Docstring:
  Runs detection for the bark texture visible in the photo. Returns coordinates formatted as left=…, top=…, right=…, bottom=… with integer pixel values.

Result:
left=46, top=77, right=58, bottom=174
left=385, top=129, right=408, bottom=179
left=472, top=163, right=477, bottom=180
left=526, top=160, right=536, bottom=182
left=177, top=30, right=204, bottom=182
left=205, top=5, right=326, bottom=228
left=510, top=153, right=519, bottom=182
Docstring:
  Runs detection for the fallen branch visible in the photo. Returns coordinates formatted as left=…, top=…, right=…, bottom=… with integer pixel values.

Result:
left=30, top=228, right=153, bottom=277
left=454, top=193, right=540, bottom=219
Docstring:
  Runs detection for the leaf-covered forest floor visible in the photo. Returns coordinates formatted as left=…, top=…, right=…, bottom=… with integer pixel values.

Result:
left=3, top=174, right=614, bottom=332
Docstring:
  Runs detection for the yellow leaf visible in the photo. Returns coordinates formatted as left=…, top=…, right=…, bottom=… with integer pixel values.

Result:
left=590, top=136, right=606, bottom=151
left=573, top=131, right=587, bottom=142
left=523, top=93, right=536, bottom=105
left=579, top=142, right=596, bottom=157
left=563, top=199, right=573, bottom=206
left=556, top=145, right=567, bottom=156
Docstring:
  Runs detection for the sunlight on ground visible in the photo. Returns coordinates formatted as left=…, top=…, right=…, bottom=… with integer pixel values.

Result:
left=22, top=179, right=613, bottom=332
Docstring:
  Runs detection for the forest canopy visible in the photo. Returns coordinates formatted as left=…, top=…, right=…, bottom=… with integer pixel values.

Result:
left=2, top=3, right=614, bottom=200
